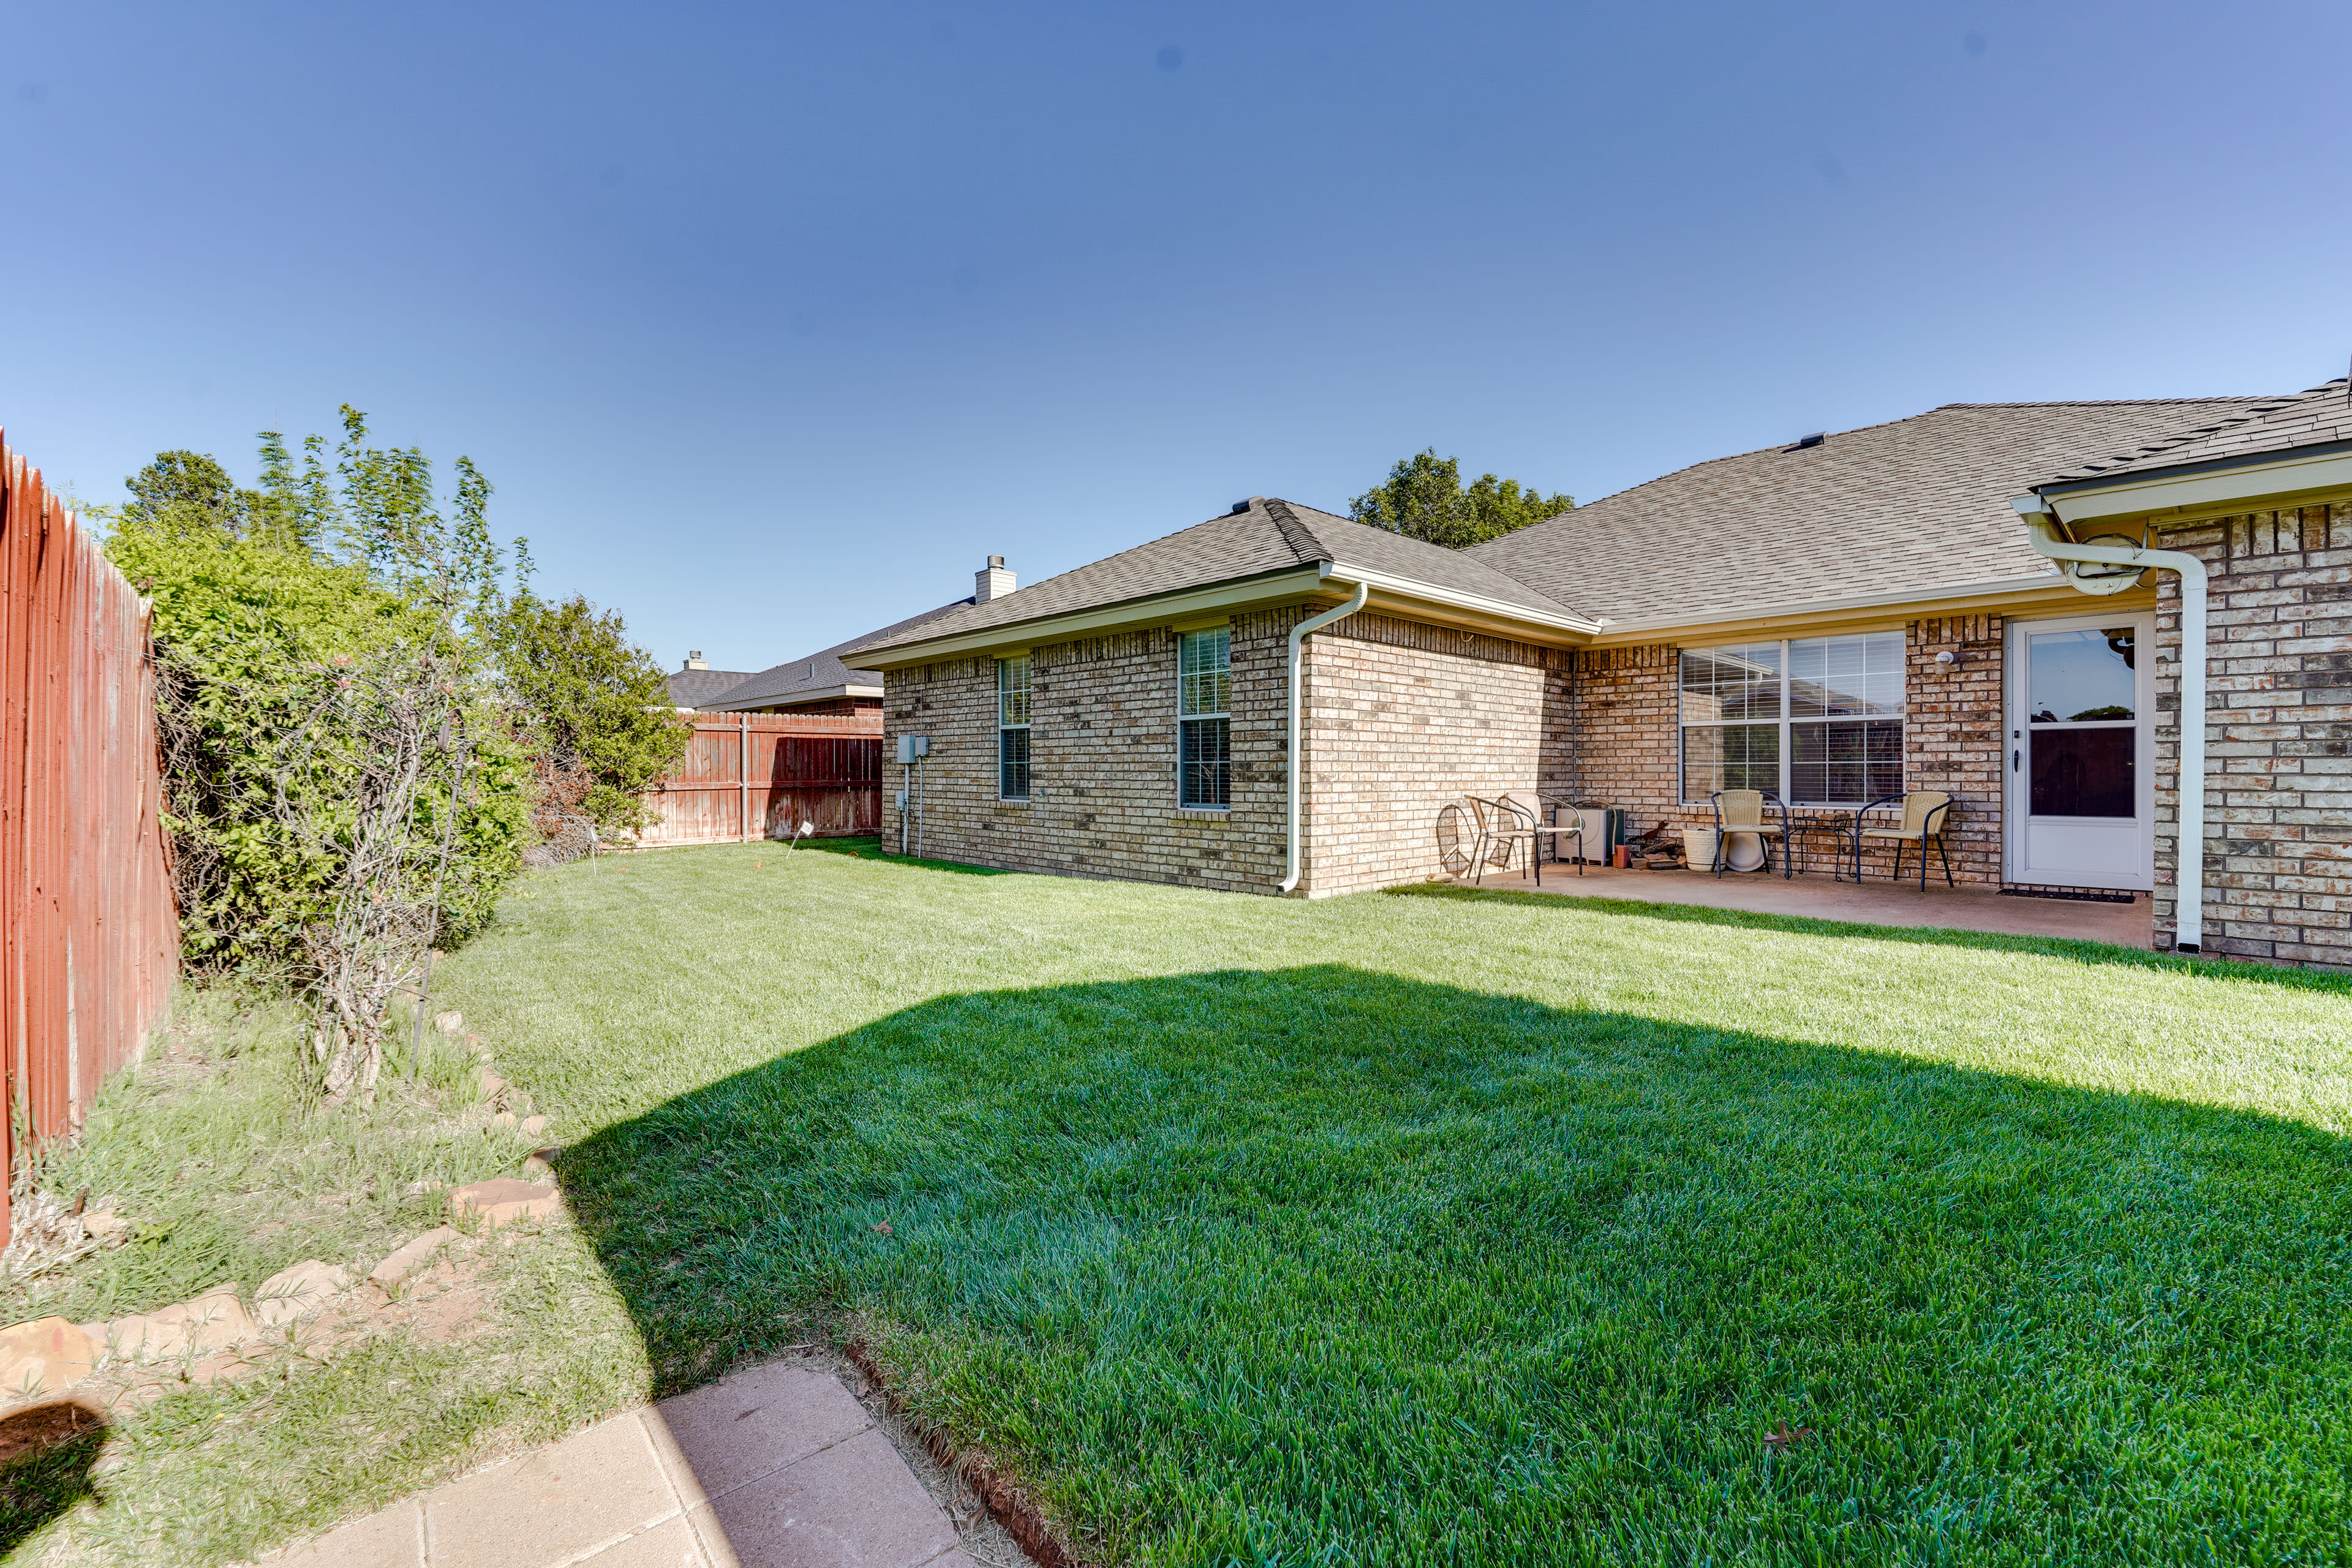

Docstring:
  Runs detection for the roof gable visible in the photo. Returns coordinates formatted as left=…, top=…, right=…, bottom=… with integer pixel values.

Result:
left=846, top=497, right=1585, bottom=658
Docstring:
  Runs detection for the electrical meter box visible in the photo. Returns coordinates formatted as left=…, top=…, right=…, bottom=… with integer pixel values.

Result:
left=895, top=734, right=931, bottom=764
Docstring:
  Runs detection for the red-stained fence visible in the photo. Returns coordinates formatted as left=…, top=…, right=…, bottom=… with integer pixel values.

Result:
left=637, top=711, right=883, bottom=846
left=0, top=437, right=179, bottom=1248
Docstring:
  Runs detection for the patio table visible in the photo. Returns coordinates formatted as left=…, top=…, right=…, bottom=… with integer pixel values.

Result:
left=1785, top=814, right=1856, bottom=878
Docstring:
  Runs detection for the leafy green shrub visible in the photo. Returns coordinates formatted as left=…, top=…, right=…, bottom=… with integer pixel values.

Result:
left=488, top=592, right=689, bottom=840
left=105, top=409, right=529, bottom=1093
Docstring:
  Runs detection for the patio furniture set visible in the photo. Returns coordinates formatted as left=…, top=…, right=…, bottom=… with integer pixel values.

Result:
left=1458, top=790, right=1956, bottom=891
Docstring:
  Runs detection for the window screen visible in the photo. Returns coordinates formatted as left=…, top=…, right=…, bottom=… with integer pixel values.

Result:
left=1178, top=628, right=1230, bottom=809
left=997, top=655, right=1030, bottom=801
left=1680, top=633, right=1904, bottom=804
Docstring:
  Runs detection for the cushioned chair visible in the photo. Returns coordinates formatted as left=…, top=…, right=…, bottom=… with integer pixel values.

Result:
left=1853, top=790, right=1956, bottom=889
left=1709, top=789, right=1790, bottom=879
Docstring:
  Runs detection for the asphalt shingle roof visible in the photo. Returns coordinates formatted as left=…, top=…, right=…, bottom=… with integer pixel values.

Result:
left=848, top=497, right=1585, bottom=657
left=2044, top=379, right=2352, bottom=484
left=706, top=599, right=976, bottom=709
left=1465, top=397, right=2282, bottom=627
left=663, top=666, right=757, bottom=709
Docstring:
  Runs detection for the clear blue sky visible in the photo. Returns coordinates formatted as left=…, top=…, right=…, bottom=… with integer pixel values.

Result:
left=4, top=2, right=2344, bottom=673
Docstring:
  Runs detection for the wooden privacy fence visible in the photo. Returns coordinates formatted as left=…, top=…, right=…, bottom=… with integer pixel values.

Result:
left=637, top=710, right=884, bottom=846
left=1, top=435, right=178, bottom=1248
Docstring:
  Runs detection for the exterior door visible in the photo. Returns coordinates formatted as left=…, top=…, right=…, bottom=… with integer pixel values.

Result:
left=2005, top=612, right=2154, bottom=891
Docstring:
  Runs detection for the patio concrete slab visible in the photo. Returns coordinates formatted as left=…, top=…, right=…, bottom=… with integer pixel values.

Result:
left=1459, top=864, right=2155, bottom=946
left=255, top=1360, right=990, bottom=1568
left=689, top=1429, right=961, bottom=1568
left=647, top=1363, right=873, bottom=1506
left=271, top=1498, right=424, bottom=1566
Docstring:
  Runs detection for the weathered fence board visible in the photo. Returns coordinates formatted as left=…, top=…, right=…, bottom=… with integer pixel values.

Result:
left=0, top=435, right=178, bottom=1248
left=637, top=711, right=882, bottom=847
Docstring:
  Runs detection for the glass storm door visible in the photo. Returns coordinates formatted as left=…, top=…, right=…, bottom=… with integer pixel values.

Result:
left=2005, top=613, right=2154, bottom=890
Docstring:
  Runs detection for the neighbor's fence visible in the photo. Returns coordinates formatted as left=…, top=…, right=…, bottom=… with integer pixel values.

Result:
left=637, top=710, right=883, bottom=846
left=0, top=436, right=179, bottom=1248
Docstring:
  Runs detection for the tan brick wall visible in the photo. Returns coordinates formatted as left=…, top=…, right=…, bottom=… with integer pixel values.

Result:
left=1905, top=616, right=2003, bottom=886
left=1296, top=614, right=1572, bottom=897
left=881, top=605, right=1584, bottom=899
left=880, top=608, right=1296, bottom=893
left=1562, top=625, right=2010, bottom=886
left=2150, top=499, right=2352, bottom=970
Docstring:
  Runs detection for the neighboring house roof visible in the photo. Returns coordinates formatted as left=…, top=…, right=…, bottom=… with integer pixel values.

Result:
left=2042, top=378, right=2352, bottom=486
left=664, top=666, right=757, bottom=708
left=703, top=598, right=976, bottom=710
left=849, top=497, right=1586, bottom=660
left=1465, top=397, right=2281, bottom=630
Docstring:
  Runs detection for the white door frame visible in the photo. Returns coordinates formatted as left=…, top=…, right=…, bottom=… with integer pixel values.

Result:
left=2003, top=610, right=2155, bottom=891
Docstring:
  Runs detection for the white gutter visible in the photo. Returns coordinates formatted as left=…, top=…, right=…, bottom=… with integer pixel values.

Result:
left=1320, top=560, right=1600, bottom=639
left=2010, top=497, right=2209, bottom=953
left=1280, top=575, right=1370, bottom=894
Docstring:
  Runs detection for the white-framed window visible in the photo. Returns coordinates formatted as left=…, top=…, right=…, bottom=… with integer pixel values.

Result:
left=997, top=654, right=1030, bottom=801
left=1178, top=627, right=1231, bottom=809
left=1679, top=632, right=1903, bottom=804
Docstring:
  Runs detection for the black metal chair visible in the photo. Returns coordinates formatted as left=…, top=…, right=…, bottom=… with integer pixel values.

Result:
left=1464, top=794, right=1583, bottom=885
left=1502, top=791, right=1583, bottom=881
left=1709, top=789, right=1791, bottom=878
left=1852, top=791, right=1956, bottom=889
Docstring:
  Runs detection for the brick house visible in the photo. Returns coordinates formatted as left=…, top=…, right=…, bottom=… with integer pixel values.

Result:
left=850, top=380, right=2352, bottom=970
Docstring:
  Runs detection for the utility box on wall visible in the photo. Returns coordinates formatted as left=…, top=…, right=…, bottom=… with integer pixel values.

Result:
left=895, top=734, right=930, bottom=764
left=1573, top=807, right=1626, bottom=864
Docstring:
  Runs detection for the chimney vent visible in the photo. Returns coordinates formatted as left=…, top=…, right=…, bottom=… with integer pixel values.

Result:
left=975, top=557, right=1017, bottom=602
left=685, top=650, right=708, bottom=670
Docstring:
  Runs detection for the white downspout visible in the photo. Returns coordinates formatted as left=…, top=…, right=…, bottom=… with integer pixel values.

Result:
left=2012, top=499, right=2209, bottom=952
left=1279, top=577, right=1370, bottom=894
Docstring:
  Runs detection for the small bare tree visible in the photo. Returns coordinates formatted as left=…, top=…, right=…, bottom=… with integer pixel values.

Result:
left=272, top=640, right=477, bottom=1099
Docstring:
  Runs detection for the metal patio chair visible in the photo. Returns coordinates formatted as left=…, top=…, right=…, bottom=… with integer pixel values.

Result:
left=1502, top=790, right=1583, bottom=882
left=1466, top=794, right=1580, bottom=885
left=1709, top=789, right=1791, bottom=879
left=1853, top=791, right=1956, bottom=889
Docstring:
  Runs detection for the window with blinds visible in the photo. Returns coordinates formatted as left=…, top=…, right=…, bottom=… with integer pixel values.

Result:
left=1679, top=632, right=1902, bottom=804
left=997, top=654, right=1030, bottom=801
left=1178, top=628, right=1230, bottom=809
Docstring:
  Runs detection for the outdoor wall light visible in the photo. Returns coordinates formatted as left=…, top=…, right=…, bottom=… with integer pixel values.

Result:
left=1934, top=649, right=1958, bottom=667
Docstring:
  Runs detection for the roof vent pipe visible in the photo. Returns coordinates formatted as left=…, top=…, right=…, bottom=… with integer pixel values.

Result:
left=1279, top=574, right=1370, bottom=894
left=2011, top=497, right=2208, bottom=953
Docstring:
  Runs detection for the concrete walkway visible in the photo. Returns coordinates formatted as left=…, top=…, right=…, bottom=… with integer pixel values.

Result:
left=1457, top=864, right=2155, bottom=946
left=268, top=1360, right=991, bottom=1568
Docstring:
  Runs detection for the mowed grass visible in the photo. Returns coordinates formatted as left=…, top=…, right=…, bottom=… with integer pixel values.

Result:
left=439, top=842, right=2352, bottom=1566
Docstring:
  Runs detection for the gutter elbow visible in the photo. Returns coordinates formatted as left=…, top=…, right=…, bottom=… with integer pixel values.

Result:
left=1280, top=581, right=1370, bottom=895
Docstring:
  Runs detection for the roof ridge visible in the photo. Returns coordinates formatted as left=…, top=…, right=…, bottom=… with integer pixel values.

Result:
left=1259, top=496, right=1329, bottom=565
left=1468, top=393, right=2290, bottom=539
left=2046, top=377, right=2352, bottom=483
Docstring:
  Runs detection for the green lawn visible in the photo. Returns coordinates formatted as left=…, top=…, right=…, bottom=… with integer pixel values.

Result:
left=439, top=841, right=2352, bottom=1567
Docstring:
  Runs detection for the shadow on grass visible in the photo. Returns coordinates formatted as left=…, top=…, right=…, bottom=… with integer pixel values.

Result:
left=0, top=1400, right=106, bottom=1553
left=560, top=963, right=2352, bottom=1561
left=1390, top=881, right=2352, bottom=994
